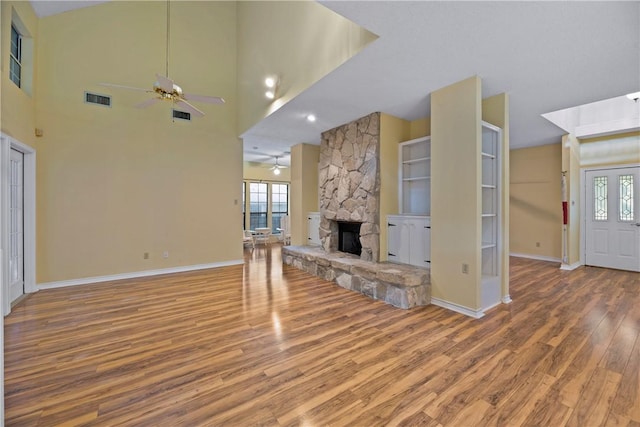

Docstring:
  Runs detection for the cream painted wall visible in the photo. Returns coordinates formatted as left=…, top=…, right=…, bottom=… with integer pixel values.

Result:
left=409, top=117, right=430, bottom=140
left=431, top=76, right=482, bottom=310
left=580, top=131, right=640, bottom=168
left=0, top=1, right=38, bottom=146
left=290, top=143, right=319, bottom=246
left=236, top=1, right=377, bottom=136
left=510, top=144, right=562, bottom=259
left=379, top=113, right=410, bottom=261
left=35, top=2, right=242, bottom=283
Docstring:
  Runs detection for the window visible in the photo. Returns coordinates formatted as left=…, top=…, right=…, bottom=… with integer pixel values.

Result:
left=10, top=24, right=22, bottom=88
left=249, top=182, right=268, bottom=229
left=243, top=181, right=289, bottom=231
left=271, top=184, right=289, bottom=232
left=593, top=176, right=607, bottom=221
left=619, top=174, right=634, bottom=222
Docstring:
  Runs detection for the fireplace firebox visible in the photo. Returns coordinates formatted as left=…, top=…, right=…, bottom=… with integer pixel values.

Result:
left=338, top=221, right=362, bottom=256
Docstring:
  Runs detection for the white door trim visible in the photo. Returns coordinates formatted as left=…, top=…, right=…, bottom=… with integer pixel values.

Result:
left=580, top=163, right=640, bottom=270
left=1, top=132, right=37, bottom=316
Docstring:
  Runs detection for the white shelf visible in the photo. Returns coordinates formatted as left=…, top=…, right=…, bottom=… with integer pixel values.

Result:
left=481, top=152, right=496, bottom=159
left=482, top=184, right=496, bottom=189
left=399, top=136, right=431, bottom=215
left=403, top=157, right=431, bottom=164
left=482, top=213, right=497, bottom=217
left=481, top=242, right=496, bottom=249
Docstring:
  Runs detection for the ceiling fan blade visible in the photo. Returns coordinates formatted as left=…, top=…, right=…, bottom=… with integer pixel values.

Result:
left=135, top=98, right=162, bottom=108
left=175, top=99, right=205, bottom=117
left=183, top=93, right=225, bottom=105
left=155, top=74, right=175, bottom=93
left=99, top=83, right=150, bottom=92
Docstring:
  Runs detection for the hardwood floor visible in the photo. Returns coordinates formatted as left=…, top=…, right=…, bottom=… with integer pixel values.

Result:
left=4, top=246, right=640, bottom=426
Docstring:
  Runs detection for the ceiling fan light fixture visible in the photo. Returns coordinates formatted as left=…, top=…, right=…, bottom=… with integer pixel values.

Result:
left=265, top=90, right=275, bottom=100
left=273, top=167, right=281, bottom=176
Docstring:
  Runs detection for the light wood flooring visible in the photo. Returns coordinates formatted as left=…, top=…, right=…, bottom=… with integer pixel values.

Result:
left=4, top=245, right=640, bottom=426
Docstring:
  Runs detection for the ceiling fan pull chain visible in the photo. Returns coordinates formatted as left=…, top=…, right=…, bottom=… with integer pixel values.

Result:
left=165, top=0, right=170, bottom=78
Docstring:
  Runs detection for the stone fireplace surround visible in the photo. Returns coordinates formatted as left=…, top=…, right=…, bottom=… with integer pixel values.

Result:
left=318, top=112, right=380, bottom=262
left=283, top=112, right=430, bottom=309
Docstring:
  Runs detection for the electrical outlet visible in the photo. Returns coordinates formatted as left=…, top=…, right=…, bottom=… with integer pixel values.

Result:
left=163, top=251, right=169, bottom=258
left=462, top=263, right=469, bottom=274
left=143, top=252, right=149, bottom=260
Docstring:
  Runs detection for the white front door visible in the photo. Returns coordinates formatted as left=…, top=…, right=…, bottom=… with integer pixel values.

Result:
left=9, top=149, right=24, bottom=303
left=585, top=167, right=640, bottom=272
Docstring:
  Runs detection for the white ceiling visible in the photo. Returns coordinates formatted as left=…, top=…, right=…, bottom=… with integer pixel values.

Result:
left=30, top=1, right=640, bottom=168
left=30, top=0, right=109, bottom=18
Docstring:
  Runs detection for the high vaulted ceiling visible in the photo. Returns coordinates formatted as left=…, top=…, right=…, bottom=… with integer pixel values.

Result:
left=30, top=1, right=640, bottom=168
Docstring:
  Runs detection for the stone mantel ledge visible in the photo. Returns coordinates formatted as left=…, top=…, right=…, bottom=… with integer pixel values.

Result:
left=282, top=246, right=430, bottom=309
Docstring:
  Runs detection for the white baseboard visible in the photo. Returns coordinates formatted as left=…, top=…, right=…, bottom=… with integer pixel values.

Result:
left=37, top=260, right=244, bottom=290
left=510, top=252, right=562, bottom=263
left=431, top=297, right=485, bottom=319
left=502, top=295, right=513, bottom=304
left=559, top=261, right=582, bottom=271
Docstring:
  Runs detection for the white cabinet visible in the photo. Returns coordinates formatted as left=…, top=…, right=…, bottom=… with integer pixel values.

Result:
left=307, top=212, right=321, bottom=246
left=399, top=136, right=431, bottom=215
left=480, top=122, right=501, bottom=309
left=387, top=215, right=430, bottom=268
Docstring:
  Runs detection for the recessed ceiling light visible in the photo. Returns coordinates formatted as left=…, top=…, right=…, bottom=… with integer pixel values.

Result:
left=626, top=91, right=640, bottom=101
left=307, top=114, right=316, bottom=122
left=265, top=77, right=276, bottom=88
left=265, top=91, right=275, bottom=100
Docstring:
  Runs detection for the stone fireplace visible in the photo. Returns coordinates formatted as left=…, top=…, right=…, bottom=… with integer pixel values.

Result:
left=281, top=111, right=430, bottom=310
left=318, top=112, right=380, bottom=262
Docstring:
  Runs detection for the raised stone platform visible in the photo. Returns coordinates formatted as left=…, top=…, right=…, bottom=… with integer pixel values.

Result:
left=282, top=246, right=430, bottom=309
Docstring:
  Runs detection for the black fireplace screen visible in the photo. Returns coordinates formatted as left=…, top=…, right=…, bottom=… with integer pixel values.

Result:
left=338, top=221, right=362, bottom=256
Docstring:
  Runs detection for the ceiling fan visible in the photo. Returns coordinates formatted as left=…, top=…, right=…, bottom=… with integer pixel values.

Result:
left=269, top=156, right=288, bottom=175
left=98, top=0, right=224, bottom=118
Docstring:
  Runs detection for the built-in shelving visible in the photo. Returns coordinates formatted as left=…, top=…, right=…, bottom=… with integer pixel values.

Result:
left=399, top=136, right=431, bottom=215
left=480, top=122, right=502, bottom=309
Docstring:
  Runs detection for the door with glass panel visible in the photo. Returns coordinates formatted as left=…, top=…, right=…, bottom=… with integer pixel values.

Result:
left=585, top=167, right=640, bottom=272
left=9, top=149, right=24, bottom=302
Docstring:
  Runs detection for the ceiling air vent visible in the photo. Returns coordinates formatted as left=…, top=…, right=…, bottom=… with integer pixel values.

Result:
left=172, top=109, right=191, bottom=121
left=85, top=92, right=111, bottom=107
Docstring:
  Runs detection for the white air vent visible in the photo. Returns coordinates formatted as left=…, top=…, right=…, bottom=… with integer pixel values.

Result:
left=85, top=92, right=111, bottom=107
left=172, top=109, right=191, bottom=121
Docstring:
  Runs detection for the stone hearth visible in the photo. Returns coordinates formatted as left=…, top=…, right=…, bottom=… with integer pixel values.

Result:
left=282, top=246, right=430, bottom=309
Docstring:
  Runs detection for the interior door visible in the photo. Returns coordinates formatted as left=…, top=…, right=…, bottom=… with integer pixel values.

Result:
left=9, top=149, right=24, bottom=302
left=585, top=166, right=640, bottom=272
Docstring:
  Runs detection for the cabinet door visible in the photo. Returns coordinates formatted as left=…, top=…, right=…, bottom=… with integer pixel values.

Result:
left=308, top=214, right=321, bottom=245
left=407, top=218, right=427, bottom=267
left=387, top=220, right=401, bottom=262
left=398, top=220, right=412, bottom=264
left=423, top=226, right=431, bottom=266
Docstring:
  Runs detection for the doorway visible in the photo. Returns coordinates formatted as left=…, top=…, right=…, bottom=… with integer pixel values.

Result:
left=1, top=132, right=36, bottom=315
left=585, top=166, right=640, bottom=272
